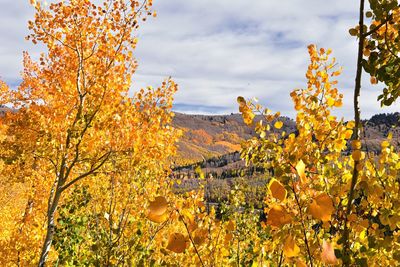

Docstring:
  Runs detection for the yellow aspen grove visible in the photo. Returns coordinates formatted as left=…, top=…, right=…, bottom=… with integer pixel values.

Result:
left=0, top=0, right=179, bottom=266
left=2, top=0, right=400, bottom=266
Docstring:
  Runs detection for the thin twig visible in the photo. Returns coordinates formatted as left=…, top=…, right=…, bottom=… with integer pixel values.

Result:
left=291, top=180, right=314, bottom=267
left=177, top=209, right=205, bottom=267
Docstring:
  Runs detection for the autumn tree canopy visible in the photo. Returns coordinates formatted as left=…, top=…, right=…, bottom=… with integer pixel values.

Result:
left=0, top=0, right=179, bottom=265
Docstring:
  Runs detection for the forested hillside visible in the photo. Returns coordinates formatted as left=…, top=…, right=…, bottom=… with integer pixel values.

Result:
left=173, top=112, right=400, bottom=165
left=172, top=113, right=295, bottom=164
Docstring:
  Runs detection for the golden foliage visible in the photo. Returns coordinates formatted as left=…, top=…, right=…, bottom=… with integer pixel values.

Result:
left=1, top=1, right=400, bottom=266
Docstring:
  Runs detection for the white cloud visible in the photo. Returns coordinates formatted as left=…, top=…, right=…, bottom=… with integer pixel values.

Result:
left=0, top=1, right=35, bottom=82
left=0, top=0, right=399, bottom=119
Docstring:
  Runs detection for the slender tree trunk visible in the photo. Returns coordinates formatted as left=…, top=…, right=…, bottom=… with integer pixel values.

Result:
left=342, top=0, right=364, bottom=265
left=38, top=187, right=62, bottom=267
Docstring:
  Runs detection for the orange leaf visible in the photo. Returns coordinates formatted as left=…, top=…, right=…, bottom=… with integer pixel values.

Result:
left=268, top=178, right=287, bottom=201
left=267, top=205, right=292, bottom=227
left=226, top=220, right=235, bottom=231
left=321, top=240, right=338, bottom=265
left=147, top=196, right=169, bottom=223
left=351, top=140, right=361, bottom=149
left=296, top=259, right=307, bottom=267
left=148, top=196, right=168, bottom=216
left=193, top=228, right=208, bottom=246
left=283, top=236, right=300, bottom=258
left=146, top=211, right=168, bottom=223
left=224, top=233, right=233, bottom=245
left=308, top=193, right=334, bottom=222
left=351, top=150, right=362, bottom=161
left=166, top=233, right=188, bottom=253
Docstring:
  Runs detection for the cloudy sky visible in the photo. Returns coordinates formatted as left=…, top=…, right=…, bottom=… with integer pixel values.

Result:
left=0, top=0, right=399, bottom=119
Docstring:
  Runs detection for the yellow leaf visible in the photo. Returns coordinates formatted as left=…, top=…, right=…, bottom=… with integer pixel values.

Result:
left=344, top=129, right=353, bottom=139
left=238, top=97, right=255, bottom=125
left=321, top=240, right=338, bottom=265
left=274, top=121, right=283, bottom=129
left=194, top=166, right=205, bottom=179
left=326, top=97, right=335, bottom=107
left=331, top=67, right=343, bottom=77
left=296, top=160, right=306, bottom=183
left=360, top=229, right=367, bottom=240
left=308, top=193, right=334, bottom=222
left=283, top=236, right=300, bottom=258
left=181, top=209, right=195, bottom=225
left=267, top=205, right=292, bottom=227
left=347, top=121, right=355, bottom=129
left=381, top=140, right=390, bottom=148
left=221, top=247, right=230, bottom=257
left=268, top=178, right=287, bottom=201
left=166, top=233, right=188, bottom=253
left=148, top=196, right=168, bottom=216
left=243, top=110, right=255, bottom=125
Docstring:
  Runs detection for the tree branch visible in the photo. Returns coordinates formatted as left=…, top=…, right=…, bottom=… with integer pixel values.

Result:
left=342, top=0, right=365, bottom=265
left=363, top=15, right=391, bottom=38
left=61, top=151, right=112, bottom=191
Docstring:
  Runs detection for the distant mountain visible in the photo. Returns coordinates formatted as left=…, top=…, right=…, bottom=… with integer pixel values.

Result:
left=172, top=112, right=400, bottom=165
left=170, top=112, right=400, bottom=207
left=172, top=112, right=295, bottom=164
left=362, top=112, right=400, bottom=152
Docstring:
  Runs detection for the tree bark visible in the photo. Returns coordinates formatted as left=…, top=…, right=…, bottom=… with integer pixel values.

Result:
left=342, top=0, right=364, bottom=265
left=38, top=187, right=62, bottom=267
